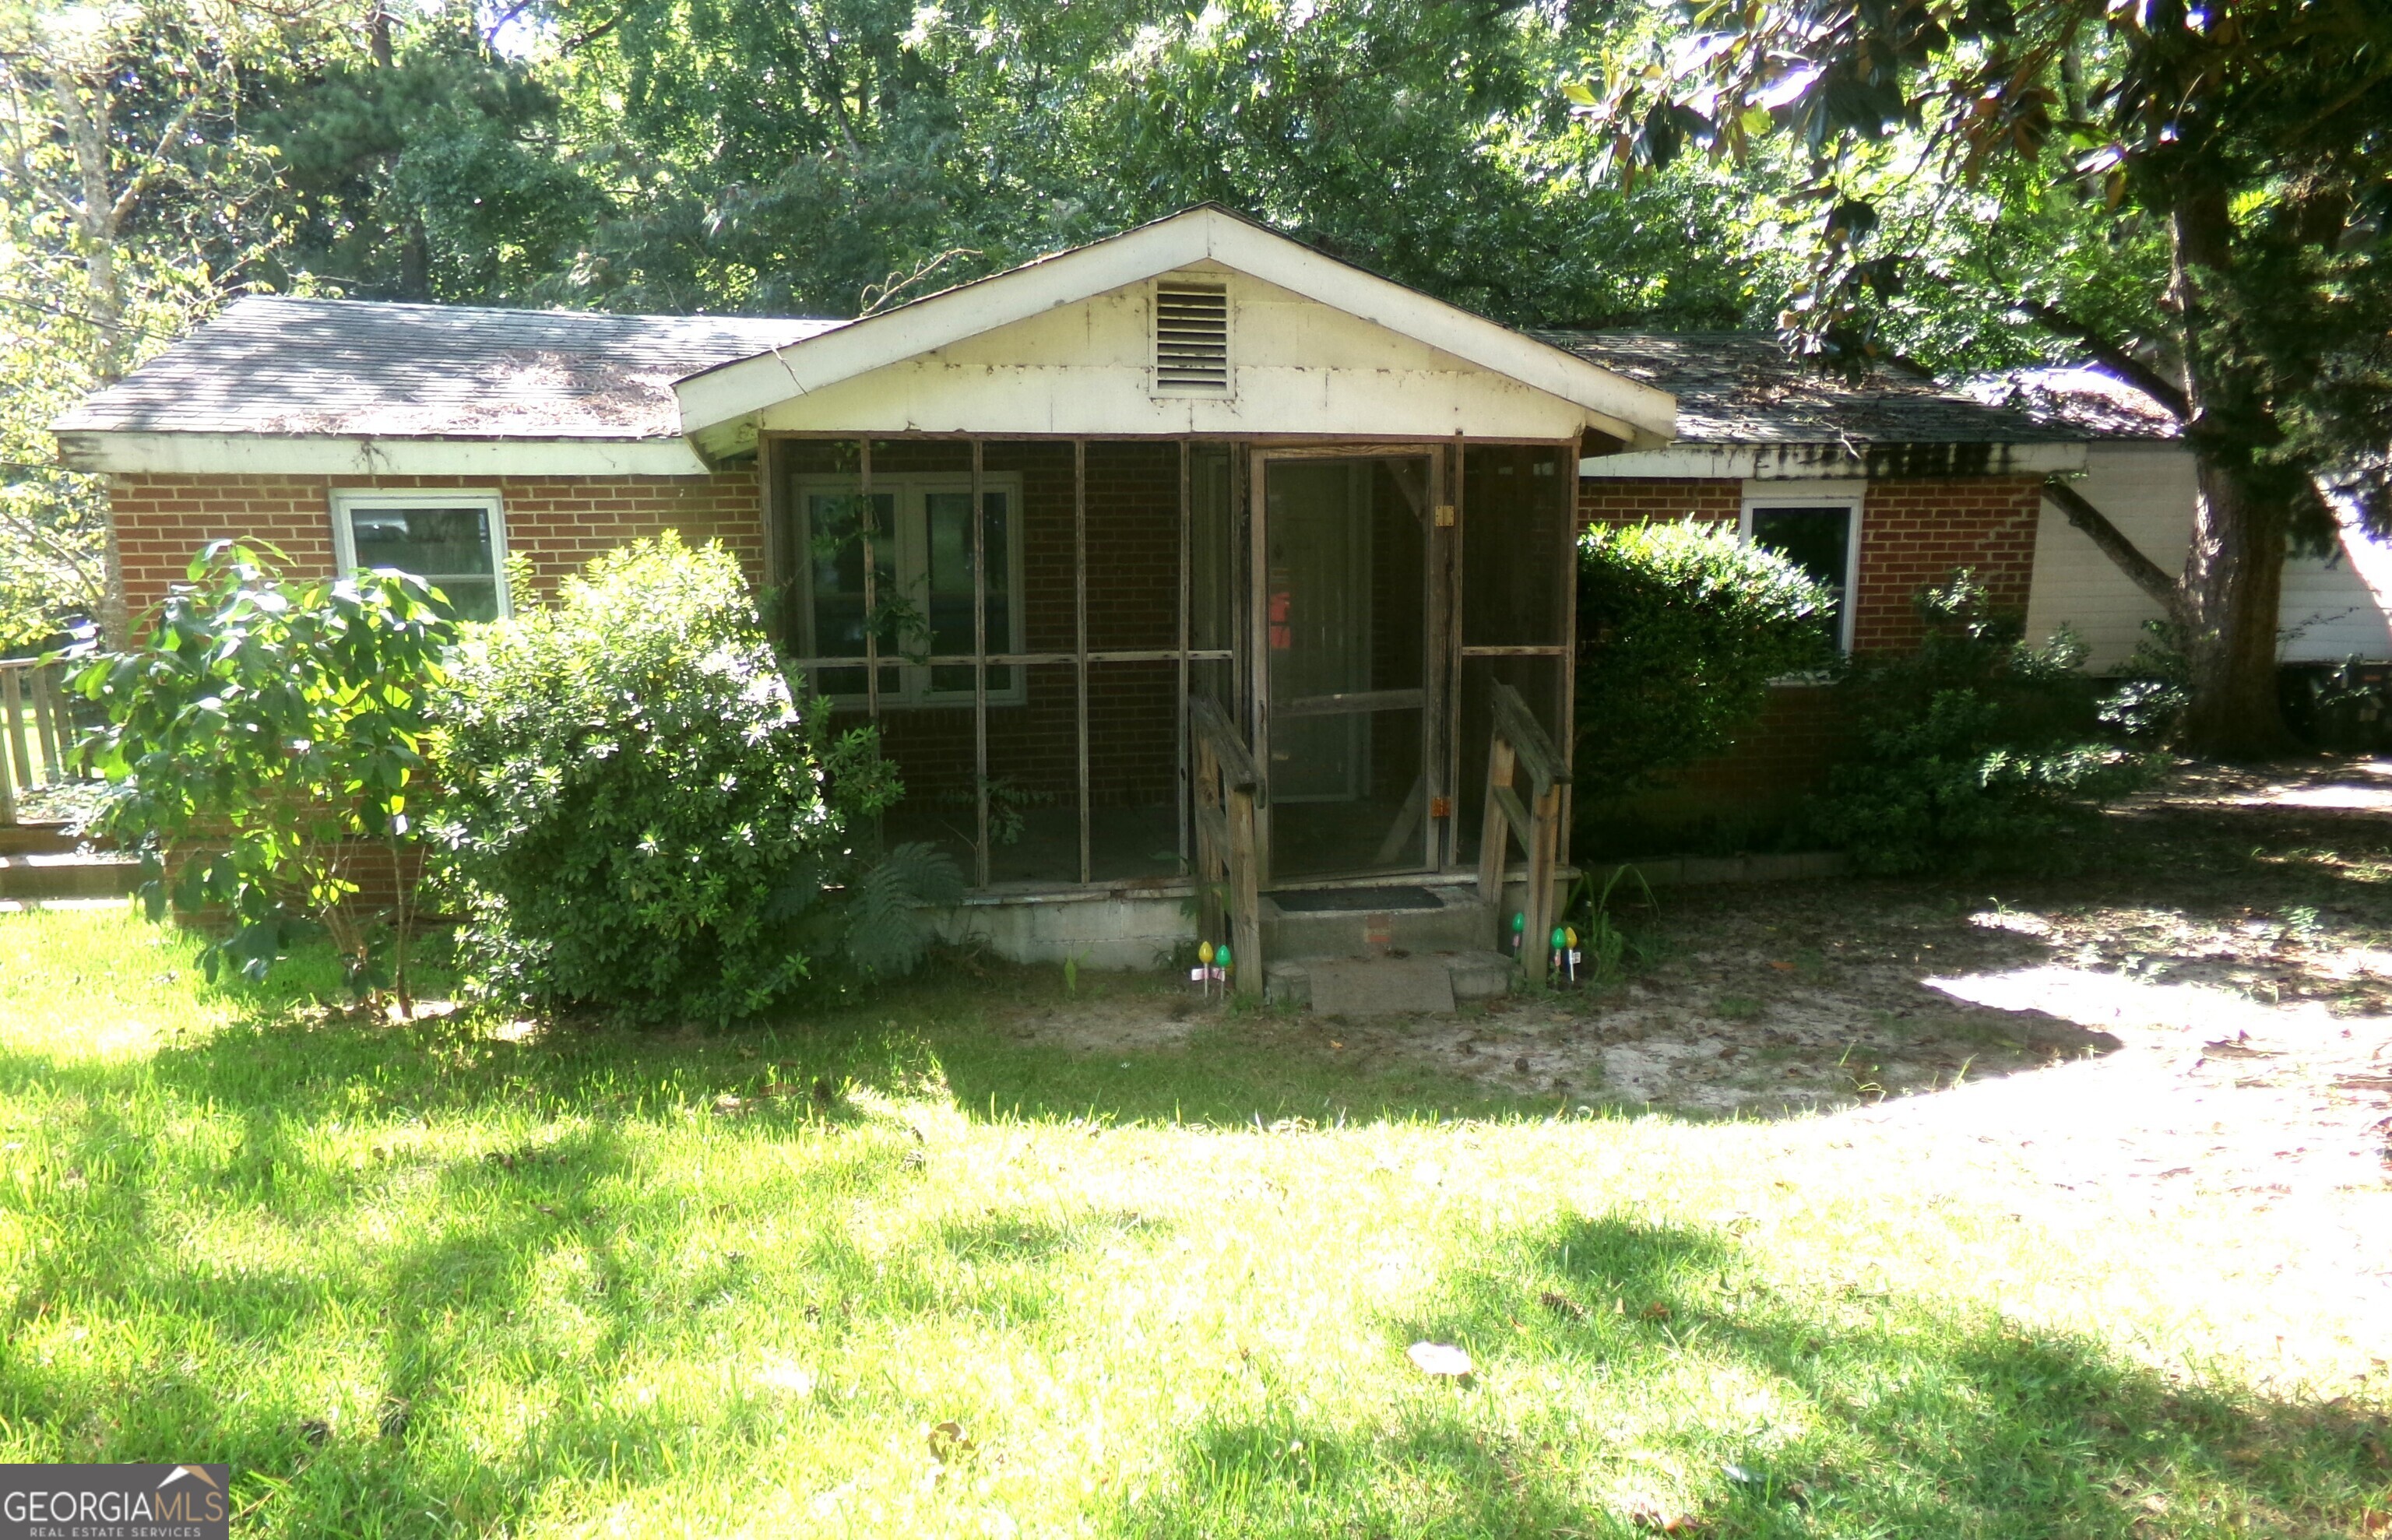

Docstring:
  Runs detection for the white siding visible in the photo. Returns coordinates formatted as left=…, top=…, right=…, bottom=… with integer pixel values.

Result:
left=2026, top=441, right=2392, bottom=668
left=2024, top=443, right=2193, bottom=670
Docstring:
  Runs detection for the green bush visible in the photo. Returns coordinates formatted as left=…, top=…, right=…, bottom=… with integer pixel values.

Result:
left=1806, top=574, right=2163, bottom=874
left=430, top=535, right=953, bottom=1024
left=1574, top=519, right=1838, bottom=799
left=72, top=542, right=453, bottom=1001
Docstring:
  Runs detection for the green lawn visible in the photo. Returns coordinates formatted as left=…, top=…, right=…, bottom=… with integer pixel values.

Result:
left=0, top=908, right=2383, bottom=1538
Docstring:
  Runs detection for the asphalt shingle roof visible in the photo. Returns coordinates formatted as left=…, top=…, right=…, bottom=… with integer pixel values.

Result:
left=1962, top=366, right=2182, bottom=441
left=54, top=296, right=842, bottom=441
left=1539, top=330, right=2087, bottom=446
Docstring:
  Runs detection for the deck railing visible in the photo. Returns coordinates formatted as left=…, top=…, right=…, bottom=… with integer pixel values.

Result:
left=1477, top=680, right=1564, bottom=983
left=0, top=658, right=89, bottom=828
left=1188, top=694, right=1263, bottom=998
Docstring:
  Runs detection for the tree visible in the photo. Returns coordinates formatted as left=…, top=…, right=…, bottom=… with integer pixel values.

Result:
left=0, top=0, right=279, bottom=643
left=1575, top=0, right=2392, bottom=755
left=73, top=542, right=455, bottom=1006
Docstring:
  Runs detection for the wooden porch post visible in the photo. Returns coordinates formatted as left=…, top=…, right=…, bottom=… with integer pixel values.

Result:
left=1176, top=439, right=1191, bottom=877
left=972, top=438, right=990, bottom=888
left=860, top=438, right=879, bottom=725
left=1075, top=439, right=1091, bottom=885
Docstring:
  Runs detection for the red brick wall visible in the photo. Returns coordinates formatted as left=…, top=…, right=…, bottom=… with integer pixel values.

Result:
left=1577, top=474, right=2042, bottom=659
left=111, top=469, right=766, bottom=619
left=1575, top=473, right=2045, bottom=833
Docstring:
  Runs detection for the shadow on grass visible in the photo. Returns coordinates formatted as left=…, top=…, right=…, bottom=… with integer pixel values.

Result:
left=1125, top=1214, right=2392, bottom=1538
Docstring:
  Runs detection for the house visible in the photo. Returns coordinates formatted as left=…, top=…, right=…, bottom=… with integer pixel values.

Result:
left=1974, top=367, right=2392, bottom=674
left=51, top=206, right=2112, bottom=986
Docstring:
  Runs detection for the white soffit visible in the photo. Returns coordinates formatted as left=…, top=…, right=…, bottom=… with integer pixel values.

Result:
left=55, top=431, right=713, bottom=477
left=673, top=206, right=1680, bottom=449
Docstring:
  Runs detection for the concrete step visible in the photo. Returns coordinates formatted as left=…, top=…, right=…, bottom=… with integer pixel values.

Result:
left=0, top=851, right=141, bottom=902
left=1265, top=949, right=1512, bottom=1011
left=1261, top=881, right=1495, bottom=962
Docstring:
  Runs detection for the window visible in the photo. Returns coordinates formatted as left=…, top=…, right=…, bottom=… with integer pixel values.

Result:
left=790, top=474, right=1025, bottom=706
left=329, top=489, right=509, bottom=621
left=1153, top=282, right=1229, bottom=393
left=1742, top=491, right=1860, bottom=653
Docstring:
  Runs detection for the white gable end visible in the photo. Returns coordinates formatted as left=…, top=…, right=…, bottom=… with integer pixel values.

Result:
left=728, top=268, right=1610, bottom=442
left=674, top=207, right=1676, bottom=449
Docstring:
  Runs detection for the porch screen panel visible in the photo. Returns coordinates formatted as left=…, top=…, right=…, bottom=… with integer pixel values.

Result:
left=1085, top=659, right=1182, bottom=881
left=1460, top=445, right=1572, bottom=649
left=1083, top=441, right=1183, bottom=653
left=985, top=662, right=1082, bottom=884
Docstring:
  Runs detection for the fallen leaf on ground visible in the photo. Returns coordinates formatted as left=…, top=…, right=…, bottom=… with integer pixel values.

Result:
left=1540, top=1290, right=1588, bottom=1321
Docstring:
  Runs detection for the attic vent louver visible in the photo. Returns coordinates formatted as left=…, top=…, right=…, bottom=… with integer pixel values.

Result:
left=1154, top=284, right=1229, bottom=392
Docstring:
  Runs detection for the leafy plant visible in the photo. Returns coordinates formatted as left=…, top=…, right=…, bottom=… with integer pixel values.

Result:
left=430, top=534, right=955, bottom=1025
left=1575, top=520, right=1838, bottom=803
left=72, top=540, right=454, bottom=1002
left=1564, top=864, right=1659, bottom=986
left=1807, top=573, right=2163, bottom=875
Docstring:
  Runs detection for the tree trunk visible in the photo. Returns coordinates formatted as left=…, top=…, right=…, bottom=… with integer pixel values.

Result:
left=2176, top=461, right=2292, bottom=756
left=2166, top=172, right=2295, bottom=759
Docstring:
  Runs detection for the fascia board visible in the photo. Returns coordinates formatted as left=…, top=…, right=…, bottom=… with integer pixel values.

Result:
left=57, top=431, right=713, bottom=477
left=1578, top=441, right=2088, bottom=480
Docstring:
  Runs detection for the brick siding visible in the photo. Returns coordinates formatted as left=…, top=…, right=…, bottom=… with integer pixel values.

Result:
left=1576, top=473, right=2045, bottom=828
left=111, top=469, right=766, bottom=619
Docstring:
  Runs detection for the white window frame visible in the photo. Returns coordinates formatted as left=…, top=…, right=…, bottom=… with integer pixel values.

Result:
left=790, top=472, right=1029, bottom=708
left=1740, top=484, right=1863, bottom=656
left=329, top=487, right=512, bottom=618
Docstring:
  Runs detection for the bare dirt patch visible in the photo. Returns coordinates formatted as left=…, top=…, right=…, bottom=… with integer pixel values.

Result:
left=989, top=758, right=2392, bottom=1188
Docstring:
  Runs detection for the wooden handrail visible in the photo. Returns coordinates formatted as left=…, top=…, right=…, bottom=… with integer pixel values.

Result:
left=1478, top=681, right=1565, bottom=984
left=1187, top=693, right=1263, bottom=998
left=1491, top=682, right=1564, bottom=796
left=1189, top=693, right=1259, bottom=793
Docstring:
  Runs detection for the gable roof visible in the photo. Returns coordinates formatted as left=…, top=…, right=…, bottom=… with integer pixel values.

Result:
left=55, top=296, right=840, bottom=443
left=1541, top=331, right=2088, bottom=448
left=673, top=204, right=1680, bottom=450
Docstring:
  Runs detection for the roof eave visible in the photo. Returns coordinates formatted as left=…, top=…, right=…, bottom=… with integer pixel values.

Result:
left=56, top=430, right=714, bottom=478
left=1578, top=440, right=2089, bottom=480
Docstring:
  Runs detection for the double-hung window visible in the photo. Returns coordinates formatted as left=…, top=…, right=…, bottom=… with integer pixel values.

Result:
left=329, top=488, right=510, bottom=621
left=1741, top=490, right=1861, bottom=654
left=790, top=473, right=1025, bottom=707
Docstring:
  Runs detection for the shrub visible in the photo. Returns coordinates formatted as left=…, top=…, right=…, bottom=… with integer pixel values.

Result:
left=72, top=542, right=453, bottom=1000
left=1806, top=573, right=2164, bottom=874
left=1574, top=519, right=1838, bottom=799
left=430, top=535, right=953, bottom=1024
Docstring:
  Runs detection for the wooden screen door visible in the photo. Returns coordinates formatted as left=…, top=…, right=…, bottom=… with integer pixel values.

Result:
left=1255, top=450, right=1437, bottom=881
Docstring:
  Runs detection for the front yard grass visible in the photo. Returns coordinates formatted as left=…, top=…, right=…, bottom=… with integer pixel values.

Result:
left=1, top=907, right=2386, bottom=1538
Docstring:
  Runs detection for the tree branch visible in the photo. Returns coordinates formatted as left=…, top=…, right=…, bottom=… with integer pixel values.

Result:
left=2043, top=475, right=2183, bottom=620
left=2011, top=297, right=2191, bottom=420
left=105, top=87, right=208, bottom=235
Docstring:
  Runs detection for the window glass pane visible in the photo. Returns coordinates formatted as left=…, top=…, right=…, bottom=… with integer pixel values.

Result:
left=1749, top=505, right=1852, bottom=646
left=924, top=489, right=1013, bottom=693
left=348, top=504, right=495, bottom=580
left=427, top=577, right=501, bottom=624
left=807, top=491, right=895, bottom=665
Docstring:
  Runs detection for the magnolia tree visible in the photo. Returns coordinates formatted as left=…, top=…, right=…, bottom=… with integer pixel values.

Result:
left=1574, top=0, right=2392, bottom=755
left=73, top=542, right=454, bottom=1004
